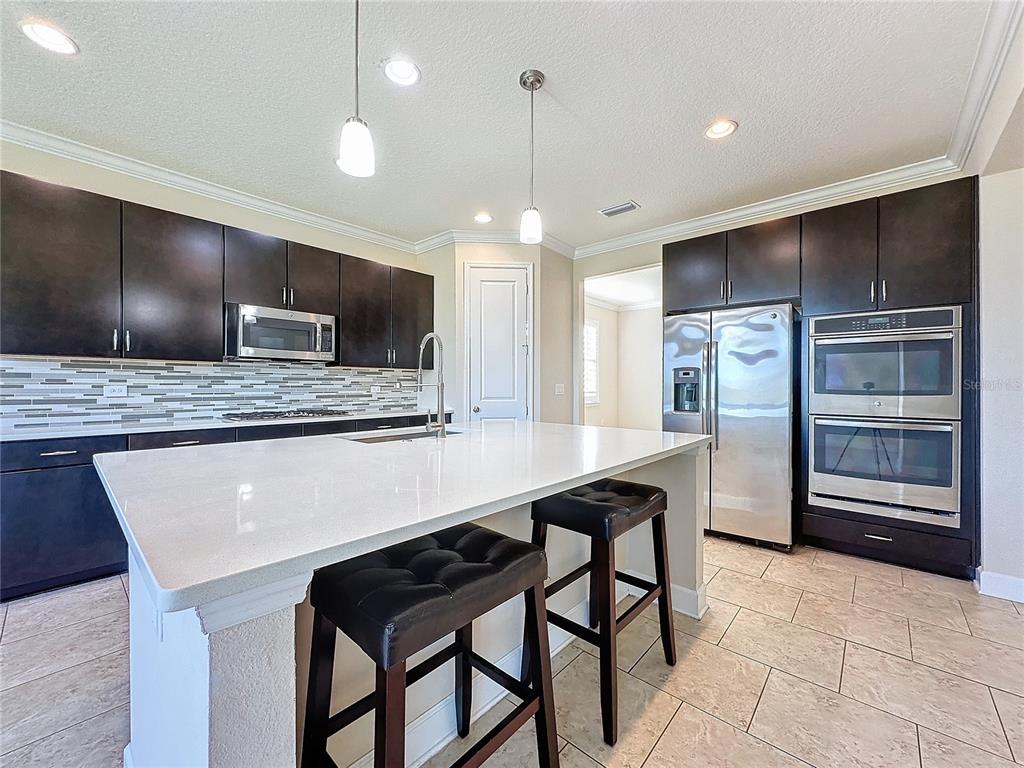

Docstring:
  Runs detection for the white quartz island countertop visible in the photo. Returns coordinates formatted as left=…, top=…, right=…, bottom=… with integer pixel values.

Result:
left=94, top=420, right=710, bottom=613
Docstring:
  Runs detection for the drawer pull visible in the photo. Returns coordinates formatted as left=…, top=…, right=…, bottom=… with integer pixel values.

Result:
left=171, top=440, right=201, bottom=447
left=376, top=425, right=391, bottom=429
left=39, top=449, right=78, bottom=457
left=864, top=533, right=893, bottom=543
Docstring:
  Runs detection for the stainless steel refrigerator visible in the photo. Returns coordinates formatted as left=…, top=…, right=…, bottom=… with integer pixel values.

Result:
left=663, top=303, right=795, bottom=546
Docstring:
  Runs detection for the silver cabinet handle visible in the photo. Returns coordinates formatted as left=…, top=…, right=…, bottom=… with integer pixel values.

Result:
left=171, top=440, right=201, bottom=447
left=289, top=288, right=294, bottom=307
left=881, top=279, right=887, bottom=303
left=720, top=281, right=725, bottom=300
left=282, top=286, right=287, bottom=306
left=112, top=328, right=119, bottom=352
left=870, top=280, right=875, bottom=304
left=864, top=533, right=893, bottom=542
left=376, top=424, right=390, bottom=429
left=728, top=281, right=733, bottom=300
left=39, top=449, right=78, bottom=457
left=125, top=329, right=131, bottom=353
left=472, top=405, right=481, bottom=413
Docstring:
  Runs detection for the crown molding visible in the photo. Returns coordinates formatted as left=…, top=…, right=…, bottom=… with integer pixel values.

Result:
left=412, top=229, right=575, bottom=257
left=583, top=296, right=620, bottom=312
left=583, top=296, right=661, bottom=312
left=0, top=121, right=421, bottom=254
left=572, top=155, right=959, bottom=260
left=947, top=0, right=1024, bottom=169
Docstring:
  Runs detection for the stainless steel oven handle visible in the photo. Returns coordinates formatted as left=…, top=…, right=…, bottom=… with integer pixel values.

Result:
left=814, top=418, right=954, bottom=432
left=813, top=331, right=956, bottom=345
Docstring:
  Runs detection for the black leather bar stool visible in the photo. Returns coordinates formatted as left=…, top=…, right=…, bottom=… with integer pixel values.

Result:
left=521, top=479, right=676, bottom=747
left=302, top=523, right=559, bottom=768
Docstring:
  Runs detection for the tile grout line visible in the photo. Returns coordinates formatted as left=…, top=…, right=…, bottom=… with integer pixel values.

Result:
left=0, top=701, right=128, bottom=759
left=634, top=694, right=682, bottom=768
left=0, top=605, right=129, bottom=649
left=988, top=685, right=1017, bottom=762
left=0, top=646, right=127, bottom=698
left=916, top=725, right=923, bottom=768
left=746, top=665, right=772, bottom=735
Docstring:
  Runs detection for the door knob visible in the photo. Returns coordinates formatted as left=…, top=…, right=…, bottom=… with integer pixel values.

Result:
left=472, top=406, right=480, bottom=413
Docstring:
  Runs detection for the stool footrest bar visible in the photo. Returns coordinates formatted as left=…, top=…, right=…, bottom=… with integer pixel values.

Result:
left=468, top=651, right=534, bottom=702
left=450, top=698, right=541, bottom=768
left=544, top=561, right=592, bottom=599
left=616, top=586, right=661, bottom=633
left=546, top=609, right=601, bottom=646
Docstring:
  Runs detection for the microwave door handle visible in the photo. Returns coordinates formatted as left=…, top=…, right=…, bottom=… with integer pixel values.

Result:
left=315, top=324, right=322, bottom=353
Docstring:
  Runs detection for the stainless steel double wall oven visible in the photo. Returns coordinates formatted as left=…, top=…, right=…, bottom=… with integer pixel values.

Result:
left=808, top=306, right=962, bottom=528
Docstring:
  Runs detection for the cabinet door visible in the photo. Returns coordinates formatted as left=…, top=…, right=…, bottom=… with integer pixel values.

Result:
left=288, top=243, right=340, bottom=317
left=662, top=233, right=727, bottom=312
left=122, top=203, right=225, bottom=361
left=0, top=465, right=127, bottom=601
left=224, top=227, right=287, bottom=308
left=127, top=428, right=235, bottom=451
left=339, top=255, right=391, bottom=367
left=726, top=216, right=800, bottom=304
left=0, top=171, right=121, bottom=358
left=801, top=199, right=878, bottom=315
left=878, top=177, right=974, bottom=309
left=391, top=267, right=434, bottom=369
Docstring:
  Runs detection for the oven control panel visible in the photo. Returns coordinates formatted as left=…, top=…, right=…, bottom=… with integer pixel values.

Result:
left=811, top=307, right=959, bottom=336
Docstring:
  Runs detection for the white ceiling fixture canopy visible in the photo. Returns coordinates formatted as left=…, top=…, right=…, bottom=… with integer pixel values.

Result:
left=337, top=0, right=374, bottom=177
left=519, top=68, right=544, bottom=245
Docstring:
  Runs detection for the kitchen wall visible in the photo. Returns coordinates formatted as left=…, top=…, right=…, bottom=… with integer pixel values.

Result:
left=0, top=356, right=418, bottom=433
left=978, top=166, right=1024, bottom=600
left=583, top=301, right=619, bottom=427
left=617, top=306, right=663, bottom=430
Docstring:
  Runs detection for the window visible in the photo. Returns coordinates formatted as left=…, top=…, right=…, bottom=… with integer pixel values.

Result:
left=584, top=319, right=600, bottom=405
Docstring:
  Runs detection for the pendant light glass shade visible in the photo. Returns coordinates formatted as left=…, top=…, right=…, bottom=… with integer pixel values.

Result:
left=519, top=206, right=543, bottom=244
left=337, top=116, right=375, bottom=177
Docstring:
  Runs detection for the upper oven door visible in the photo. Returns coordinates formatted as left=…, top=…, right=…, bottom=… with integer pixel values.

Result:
left=809, top=417, right=960, bottom=517
left=809, top=330, right=960, bottom=419
left=227, top=304, right=335, bottom=362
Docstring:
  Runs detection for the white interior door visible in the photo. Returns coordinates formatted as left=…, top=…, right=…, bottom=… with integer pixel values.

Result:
left=467, top=265, right=531, bottom=423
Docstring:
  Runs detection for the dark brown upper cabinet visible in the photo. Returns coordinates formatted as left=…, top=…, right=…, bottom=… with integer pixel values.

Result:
left=339, top=255, right=434, bottom=369
left=122, top=203, right=224, bottom=362
left=878, top=177, right=975, bottom=309
left=0, top=172, right=121, bottom=357
left=662, top=233, right=727, bottom=313
left=726, top=216, right=800, bottom=305
left=391, top=267, right=434, bottom=369
left=287, top=242, right=340, bottom=317
left=224, top=227, right=288, bottom=308
left=340, top=254, right=392, bottom=367
left=800, top=199, right=879, bottom=316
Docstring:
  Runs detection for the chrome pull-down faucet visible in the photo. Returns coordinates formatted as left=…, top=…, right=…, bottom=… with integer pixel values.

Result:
left=416, top=332, right=446, bottom=437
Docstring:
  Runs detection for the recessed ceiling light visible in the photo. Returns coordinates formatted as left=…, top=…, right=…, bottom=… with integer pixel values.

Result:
left=20, top=19, right=78, bottom=55
left=474, top=212, right=493, bottom=224
left=384, top=57, right=420, bottom=86
left=705, top=119, right=738, bottom=140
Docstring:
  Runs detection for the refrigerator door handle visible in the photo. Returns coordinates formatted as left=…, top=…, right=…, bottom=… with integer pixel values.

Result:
left=709, top=340, right=720, bottom=451
left=700, top=341, right=711, bottom=435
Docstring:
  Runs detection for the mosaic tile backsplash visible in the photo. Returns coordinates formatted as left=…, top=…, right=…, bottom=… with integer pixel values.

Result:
left=0, top=356, right=420, bottom=433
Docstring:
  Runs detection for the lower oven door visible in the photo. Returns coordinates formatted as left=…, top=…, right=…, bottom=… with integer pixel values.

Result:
left=808, top=417, right=960, bottom=528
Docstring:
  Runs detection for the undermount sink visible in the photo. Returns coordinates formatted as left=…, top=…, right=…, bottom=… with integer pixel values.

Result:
left=348, top=430, right=461, bottom=444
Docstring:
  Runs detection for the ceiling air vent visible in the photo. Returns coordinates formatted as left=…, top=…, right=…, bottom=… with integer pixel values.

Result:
left=599, top=200, right=641, bottom=217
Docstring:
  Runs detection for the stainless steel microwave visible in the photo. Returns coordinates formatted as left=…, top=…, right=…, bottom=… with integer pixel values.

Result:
left=224, top=303, right=335, bottom=362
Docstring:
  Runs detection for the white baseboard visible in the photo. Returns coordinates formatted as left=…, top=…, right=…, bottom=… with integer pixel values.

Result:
left=978, top=569, right=1024, bottom=602
left=623, top=570, right=706, bottom=619
left=123, top=743, right=134, bottom=768
left=349, top=595, right=594, bottom=768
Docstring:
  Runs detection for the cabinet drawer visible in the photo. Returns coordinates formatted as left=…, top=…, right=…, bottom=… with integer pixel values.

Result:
left=803, top=512, right=972, bottom=567
left=302, top=420, right=358, bottom=437
left=1, top=434, right=127, bottom=472
left=408, top=413, right=453, bottom=426
left=128, top=428, right=235, bottom=451
left=357, top=416, right=411, bottom=431
left=235, top=424, right=303, bottom=442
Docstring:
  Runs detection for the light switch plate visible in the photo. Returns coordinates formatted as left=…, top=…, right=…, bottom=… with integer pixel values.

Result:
left=103, top=384, right=128, bottom=397
left=554, top=384, right=565, bottom=396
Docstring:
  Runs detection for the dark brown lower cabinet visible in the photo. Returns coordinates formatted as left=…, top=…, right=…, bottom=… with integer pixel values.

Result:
left=127, top=428, right=236, bottom=451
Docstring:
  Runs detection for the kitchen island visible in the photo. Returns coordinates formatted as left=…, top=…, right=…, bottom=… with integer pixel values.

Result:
left=93, top=421, right=710, bottom=768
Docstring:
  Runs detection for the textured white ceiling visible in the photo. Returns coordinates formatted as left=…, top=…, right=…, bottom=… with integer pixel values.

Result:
left=0, top=1, right=991, bottom=247
left=585, top=266, right=661, bottom=309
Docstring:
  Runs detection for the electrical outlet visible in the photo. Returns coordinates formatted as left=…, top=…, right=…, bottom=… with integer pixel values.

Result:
left=554, top=383, right=565, bottom=396
left=103, top=384, right=128, bottom=398
left=370, top=385, right=382, bottom=394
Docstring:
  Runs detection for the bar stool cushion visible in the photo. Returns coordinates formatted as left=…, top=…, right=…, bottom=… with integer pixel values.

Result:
left=531, top=479, right=667, bottom=541
left=310, top=523, right=547, bottom=669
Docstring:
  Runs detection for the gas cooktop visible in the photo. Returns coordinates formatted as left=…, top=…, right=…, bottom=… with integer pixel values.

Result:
left=221, top=408, right=352, bottom=422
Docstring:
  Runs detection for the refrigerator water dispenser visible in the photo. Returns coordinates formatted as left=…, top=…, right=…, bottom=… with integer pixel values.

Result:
left=673, top=368, right=701, bottom=412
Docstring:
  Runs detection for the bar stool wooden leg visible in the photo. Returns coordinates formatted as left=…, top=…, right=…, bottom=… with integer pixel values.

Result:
left=588, top=539, right=600, bottom=629
left=302, top=609, right=337, bottom=768
left=524, top=584, right=560, bottom=768
left=374, top=662, right=407, bottom=768
left=455, top=622, right=473, bottom=738
left=594, top=539, right=618, bottom=746
left=651, top=513, right=677, bottom=666
left=520, top=521, right=549, bottom=684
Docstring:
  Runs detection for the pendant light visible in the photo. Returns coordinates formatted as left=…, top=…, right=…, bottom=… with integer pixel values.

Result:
left=519, top=69, right=545, bottom=244
left=337, top=0, right=375, bottom=177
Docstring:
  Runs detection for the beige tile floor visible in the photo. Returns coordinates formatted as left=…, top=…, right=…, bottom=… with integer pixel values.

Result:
left=2, top=542, right=1023, bottom=767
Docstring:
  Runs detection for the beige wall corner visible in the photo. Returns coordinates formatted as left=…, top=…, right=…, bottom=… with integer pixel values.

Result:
left=538, top=246, right=574, bottom=423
